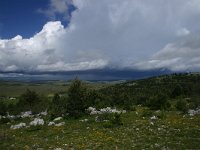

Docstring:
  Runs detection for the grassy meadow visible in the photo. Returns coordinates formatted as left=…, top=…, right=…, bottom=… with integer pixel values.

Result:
left=0, top=73, right=200, bottom=150
left=1, top=107, right=200, bottom=150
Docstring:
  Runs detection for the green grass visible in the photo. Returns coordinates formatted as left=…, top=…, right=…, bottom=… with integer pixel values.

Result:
left=1, top=107, right=200, bottom=150
left=0, top=80, right=113, bottom=97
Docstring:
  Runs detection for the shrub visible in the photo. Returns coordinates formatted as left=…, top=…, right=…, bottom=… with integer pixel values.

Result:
left=17, top=89, right=47, bottom=113
left=111, top=113, right=123, bottom=126
left=142, top=109, right=153, bottom=117
left=171, top=84, right=183, bottom=98
left=0, top=118, right=10, bottom=124
left=147, top=94, right=171, bottom=110
left=49, top=93, right=67, bottom=119
left=102, top=113, right=123, bottom=128
left=66, top=78, right=88, bottom=118
left=176, top=99, right=188, bottom=113
left=0, top=101, right=7, bottom=116
left=156, top=110, right=166, bottom=119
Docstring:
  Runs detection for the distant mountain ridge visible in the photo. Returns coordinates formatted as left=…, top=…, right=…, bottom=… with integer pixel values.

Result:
left=0, top=68, right=176, bottom=82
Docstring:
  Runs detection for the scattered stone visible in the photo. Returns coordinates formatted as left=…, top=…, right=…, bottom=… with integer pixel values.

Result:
left=54, top=148, right=63, bottom=150
left=30, top=118, right=44, bottom=126
left=6, top=113, right=16, bottom=120
left=21, top=111, right=32, bottom=118
left=48, top=122, right=55, bottom=126
left=150, top=116, right=157, bottom=120
left=10, top=123, right=26, bottom=129
left=103, top=120, right=109, bottom=122
left=53, top=117, right=63, bottom=122
left=188, top=108, right=200, bottom=116
left=95, top=116, right=103, bottom=122
left=40, top=110, right=48, bottom=116
left=55, top=122, right=65, bottom=127
left=79, top=119, right=88, bottom=122
left=150, top=122, right=154, bottom=125
left=87, top=107, right=126, bottom=115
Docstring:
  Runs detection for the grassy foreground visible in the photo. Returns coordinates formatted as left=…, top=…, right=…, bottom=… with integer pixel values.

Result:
left=1, top=107, right=200, bottom=150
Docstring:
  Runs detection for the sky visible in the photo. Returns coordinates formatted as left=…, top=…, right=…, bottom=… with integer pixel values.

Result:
left=0, top=0, right=200, bottom=79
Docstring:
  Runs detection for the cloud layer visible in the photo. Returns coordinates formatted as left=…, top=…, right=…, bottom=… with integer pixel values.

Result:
left=1, top=0, right=200, bottom=73
left=134, top=35, right=200, bottom=71
left=38, top=0, right=73, bottom=21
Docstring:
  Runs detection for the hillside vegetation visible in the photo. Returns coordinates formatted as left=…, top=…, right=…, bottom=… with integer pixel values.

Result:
left=0, top=73, right=200, bottom=149
left=100, top=73, right=200, bottom=111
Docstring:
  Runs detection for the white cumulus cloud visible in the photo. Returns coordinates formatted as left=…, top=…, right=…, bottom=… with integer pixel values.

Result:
left=1, top=0, right=200, bottom=73
left=0, top=21, right=108, bottom=72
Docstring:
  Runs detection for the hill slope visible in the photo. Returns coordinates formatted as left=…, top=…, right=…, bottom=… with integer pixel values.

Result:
left=100, top=73, right=200, bottom=109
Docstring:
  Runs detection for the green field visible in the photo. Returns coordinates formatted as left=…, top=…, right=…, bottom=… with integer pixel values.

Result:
left=1, top=107, right=200, bottom=149
left=0, top=80, right=114, bottom=97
